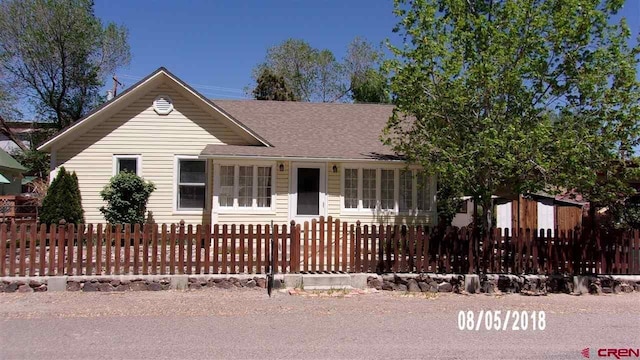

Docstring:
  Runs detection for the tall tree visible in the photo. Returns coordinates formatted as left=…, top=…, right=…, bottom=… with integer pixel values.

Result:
left=252, top=68, right=297, bottom=101
left=257, top=39, right=319, bottom=102
left=384, top=0, right=640, bottom=232
left=253, top=37, right=387, bottom=103
left=345, top=37, right=389, bottom=103
left=0, top=0, right=130, bottom=129
left=351, top=68, right=391, bottom=104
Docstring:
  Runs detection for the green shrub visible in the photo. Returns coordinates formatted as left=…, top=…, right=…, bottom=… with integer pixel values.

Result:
left=99, top=171, right=155, bottom=225
left=39, top=167, right=84, bottom=224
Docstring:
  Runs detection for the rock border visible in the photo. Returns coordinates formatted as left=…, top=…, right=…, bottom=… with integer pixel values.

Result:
left=2, top=274, right=639, bottom=294
left=367, top=274, right=640, bottom=296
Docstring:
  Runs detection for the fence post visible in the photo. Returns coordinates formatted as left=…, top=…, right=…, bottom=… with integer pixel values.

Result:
left=0, top=223, right=6, bottom=277
left=355, top=221, right=361, bottom=272
left=289, top=220, right=297, bottom=273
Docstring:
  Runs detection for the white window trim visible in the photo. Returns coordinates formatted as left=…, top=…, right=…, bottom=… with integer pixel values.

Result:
left=213, top=160, right=277, bottom=214
left=173, top=155, right=209, bottom=215
left=112, top=154, right=142, bottom=176
left=340, top=165, right=436, bottom=216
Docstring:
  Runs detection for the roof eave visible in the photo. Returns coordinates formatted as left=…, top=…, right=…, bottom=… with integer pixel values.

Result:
left=198, top=154, right=406, bottom=162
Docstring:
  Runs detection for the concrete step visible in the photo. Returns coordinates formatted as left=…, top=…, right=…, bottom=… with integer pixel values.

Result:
left=301, top=274, right=353, bottom=290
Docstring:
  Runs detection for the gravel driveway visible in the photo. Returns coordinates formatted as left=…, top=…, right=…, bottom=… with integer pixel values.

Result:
left=1, top=289, right=639, bottom=359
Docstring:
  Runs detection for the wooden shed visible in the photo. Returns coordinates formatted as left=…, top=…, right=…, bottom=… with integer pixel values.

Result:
left=495, top=193, right=584, bottom=234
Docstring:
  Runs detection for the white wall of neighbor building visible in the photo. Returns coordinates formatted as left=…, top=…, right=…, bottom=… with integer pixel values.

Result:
left=451, top=200, right=473, bottom=228
left=496, top=202, right=512, bottom=234
left=537, top=200, right=555, bottom=234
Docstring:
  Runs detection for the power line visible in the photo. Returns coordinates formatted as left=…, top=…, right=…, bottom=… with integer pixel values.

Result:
left=118, top=74, right=246, bottom=95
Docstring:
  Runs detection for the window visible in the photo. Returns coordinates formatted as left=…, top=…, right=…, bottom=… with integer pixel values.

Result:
left=257, top=166, right=272, bottom=207
left=458, top=200, right=468, bottom=214
left=362, top=169, right=377, bottom=209
left=215, top=164, right=276, bottom=211
left=177, top=159, right=206, bottom=210
left=219, top=166, right=234, bottom=207
left=344, top=169, right=358, bottom=209
left=342, top=167, right=433, bottom=213
left=238, top=166, right=253, bottom=207
left=399, top=170, right=413, bottom=211
left=417, top=172, right=432, bottom=211
left=380, top=170, right=395, bottom=210
left=113, top=155, right=141, bottom=176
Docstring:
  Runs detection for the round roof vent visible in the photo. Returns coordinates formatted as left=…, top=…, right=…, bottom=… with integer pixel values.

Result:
left=153, top=95, right=174, bottom=115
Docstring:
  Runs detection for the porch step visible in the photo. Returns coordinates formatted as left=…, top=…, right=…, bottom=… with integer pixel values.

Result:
left=301, top=274, right=353, bottom=290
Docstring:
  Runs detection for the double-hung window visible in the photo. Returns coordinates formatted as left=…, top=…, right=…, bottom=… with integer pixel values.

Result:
left=215, top=163, right=275, bottom=211
left=342, top=167, right=433, bottom=213
left=177, top=159, right=207, bottom=211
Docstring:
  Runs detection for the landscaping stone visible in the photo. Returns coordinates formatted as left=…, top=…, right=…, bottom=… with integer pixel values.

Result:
left=130, top=282, right=148, bottom=291
left=110, top=280, right=121, bottom=287
left=368, top=277, right=382, bottom=290
left=256, top=278, right=266, bottom=288
left=215, top=281, right=233, bottom=289
left=418, top=282, right=430, bottom=292
left=5, top=282, right=18, bottom=293
left=245, top=279, right=256, bottom=288
left=115, top=284, right=129, bottom=291
left=18, top=284, right=33, bottom=293
left=189, top=283, right=202, bottom=290
left=589, top=281, right=602, bottom=295
left=28, top=280, right=42, bottom=287
left=66, top=281, right=81, bottom=291
left=34, top=284, right=47, bottom=292
left=148, top=282, right=162, bottom=291
left=620, top=283, right=634, bottom=293
left=407, top=279, right=421, bottom=292
left=82, top=282, right=98, bottom=292
left=438, top=282, right=453, bottom=292
left=382, top=280, right=395, bottom=291
left=394, top=275, right=408, bottom=285
left=396, top=284, right=408, bottom=292
left=98, top=283, right=114, bottom=292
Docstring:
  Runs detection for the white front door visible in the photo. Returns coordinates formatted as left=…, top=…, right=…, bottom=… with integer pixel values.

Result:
left=290, top=162, right=327, bottom=222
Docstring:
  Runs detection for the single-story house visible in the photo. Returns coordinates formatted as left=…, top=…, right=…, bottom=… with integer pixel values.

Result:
left=451, top=193, right=584, bottom=233
left=37, top=67, right=436, bottom=226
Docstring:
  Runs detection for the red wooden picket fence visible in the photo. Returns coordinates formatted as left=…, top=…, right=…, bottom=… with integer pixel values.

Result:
left=1, top=217, right=639, bottom=277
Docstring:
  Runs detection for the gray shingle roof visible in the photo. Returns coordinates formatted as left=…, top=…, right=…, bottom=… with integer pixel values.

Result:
left=201, top=100, right=402, bottom=161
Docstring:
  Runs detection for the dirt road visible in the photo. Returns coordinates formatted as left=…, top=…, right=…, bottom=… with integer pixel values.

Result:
left=1, top=289, right=638, bottom=359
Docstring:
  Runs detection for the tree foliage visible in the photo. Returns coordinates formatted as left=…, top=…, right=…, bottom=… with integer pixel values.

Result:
left=0, top=0, right=130, bottom=129
left=10, top=148, right=49, bottom=178
left=253, top=37, right=388, bottom=103
left=40, top=167, right=84, bottom=224
left=252, top=68, right=297, bottom=101
left=99, top=171, right=155, bottom=225
left=384, top=0, right=640, bottom=231
left=352, top=68, right=391, bottom=104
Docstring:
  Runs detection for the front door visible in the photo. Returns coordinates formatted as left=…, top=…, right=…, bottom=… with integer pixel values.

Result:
left=291, top=163, right=326, bottom=221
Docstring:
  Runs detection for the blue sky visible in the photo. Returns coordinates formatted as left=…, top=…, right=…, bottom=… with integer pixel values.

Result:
left=95, top=0, right=640, bottom=100
left=94, top=0, right=398, bottom=99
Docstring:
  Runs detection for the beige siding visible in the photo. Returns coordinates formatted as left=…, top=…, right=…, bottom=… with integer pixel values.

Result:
left=55, top=83, right=249, bottom=224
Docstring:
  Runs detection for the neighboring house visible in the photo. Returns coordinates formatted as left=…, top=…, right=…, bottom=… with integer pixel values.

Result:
left=451, top=193, right=584, bottom=233
left=37, top=67, right=436, bottom=225
left=0, top=121, right=55, bottom=153
left=0, top=147, right=26, bottom=195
